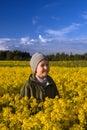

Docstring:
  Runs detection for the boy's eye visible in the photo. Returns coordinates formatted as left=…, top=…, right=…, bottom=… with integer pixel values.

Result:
left=41, top=64, right=45, bottom=67
left=41, top=63, right=49, bottom=67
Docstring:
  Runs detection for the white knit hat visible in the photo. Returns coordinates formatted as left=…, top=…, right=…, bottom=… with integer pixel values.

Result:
left=30, top=52, right=48, bottom=72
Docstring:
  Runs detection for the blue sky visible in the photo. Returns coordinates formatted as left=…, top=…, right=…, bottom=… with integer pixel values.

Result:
left=0, top=0, right=87, bottom=55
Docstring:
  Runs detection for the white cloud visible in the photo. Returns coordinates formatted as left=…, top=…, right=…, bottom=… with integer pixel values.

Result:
left=46, top=23, right=80, bottom=37
left=20, top=37, right=37, bottom=44
left=30, top=39, right=36, bottom=42
left=39, top=35, right=47, bottom=43
left=0, top=35, right=87, bottom=54
left=0, top=38, right=11, bottom=44
left=0, top=45, right=8, bottom=50
left=20, top=37, right=30, bottom=44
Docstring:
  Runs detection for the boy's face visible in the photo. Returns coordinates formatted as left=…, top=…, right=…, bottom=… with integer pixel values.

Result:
left=35, top=60, right=50, bottom=79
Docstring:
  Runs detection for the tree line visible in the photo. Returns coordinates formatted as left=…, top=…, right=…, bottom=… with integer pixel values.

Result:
left=47, top=52, right=87, bottom=61
left=0, top=50, right=87, bottom=61
left=0, top=50, right=31, bottom=60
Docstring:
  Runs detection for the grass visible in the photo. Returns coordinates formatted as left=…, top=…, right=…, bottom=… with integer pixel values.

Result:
left=0, top=60, right=87, bottom=67
left=50, top=60, right=87, bottom=67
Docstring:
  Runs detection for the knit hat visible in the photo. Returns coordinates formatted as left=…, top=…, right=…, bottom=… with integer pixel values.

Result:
left=30, top=52, right=48, bottom=72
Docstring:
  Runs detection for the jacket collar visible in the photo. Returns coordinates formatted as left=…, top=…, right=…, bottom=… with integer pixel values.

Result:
left=29, top=74, right=52, bottom=86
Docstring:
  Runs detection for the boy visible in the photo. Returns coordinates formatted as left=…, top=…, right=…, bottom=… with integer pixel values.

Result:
left=20, top=52, right=60, bottom=102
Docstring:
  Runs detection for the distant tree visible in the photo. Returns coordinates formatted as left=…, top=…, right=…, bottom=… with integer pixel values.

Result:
left=13, top=50, right=31, bottom=60
left=6, top=51, right=13, bottom=60
left=69, top=52, right=74, bottom=60
left=48, top=54, right=55, bottom=61
left=84, top=53, right=87, bottom=60
left=0, top=51, right=7, bottom=60
left=55, top=53, right=60, bottom=61
left=60, top=52, right=66, bottom=60
left=0, top=50, right=31, bottom=60
left=0, top=50, right=87, bottom=61
left=21, top=51, right=31, bottom=60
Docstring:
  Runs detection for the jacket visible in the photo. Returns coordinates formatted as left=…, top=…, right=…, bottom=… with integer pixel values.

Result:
left=19, top=74, right=60, bottom=102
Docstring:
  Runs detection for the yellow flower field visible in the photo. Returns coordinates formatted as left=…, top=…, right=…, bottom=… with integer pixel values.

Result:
left=0, top=64, right=87, bottom=130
